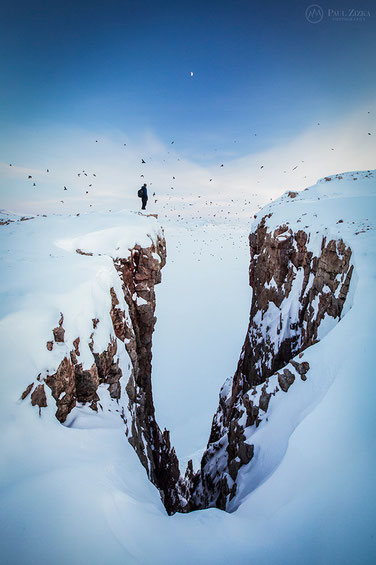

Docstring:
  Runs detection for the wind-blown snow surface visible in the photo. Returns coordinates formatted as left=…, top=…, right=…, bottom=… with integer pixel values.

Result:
left=1, top=171, right=376, bottom=564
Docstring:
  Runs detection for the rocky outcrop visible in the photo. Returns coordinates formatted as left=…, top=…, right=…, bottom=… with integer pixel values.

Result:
left=190, top=217, right=353, bottom=511
left=112, top=237, right=190, bottom=514
left=235, top=219, right=353, bottom=389
left=24, top=231, right=188, bottom=515
left=30, top=384, right=47, bottom=415
left=45, top=357, right=77, bottom=421
left=278, top=368, right=295, bottom=392
left=52, top=314, right=65, bottom=343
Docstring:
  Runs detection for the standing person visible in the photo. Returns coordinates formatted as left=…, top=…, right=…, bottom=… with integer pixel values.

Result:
left=138, top=183, right=148, bottom=210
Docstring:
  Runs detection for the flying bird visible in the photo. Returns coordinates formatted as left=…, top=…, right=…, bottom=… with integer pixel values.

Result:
left=220, top=164, right=224, bottom=167
left=64, top=186, right=67, bottom=190
left=141, top=159, right=146, bottom=164
left=28, top=175, right=32, bottom=179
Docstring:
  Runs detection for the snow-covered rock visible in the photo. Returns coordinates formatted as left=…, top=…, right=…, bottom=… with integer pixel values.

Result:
left=1, top=169, right=375, bottom=564
left=0, top=209, right=188, bottom=515
left=190, top=169, right=375, bottom=511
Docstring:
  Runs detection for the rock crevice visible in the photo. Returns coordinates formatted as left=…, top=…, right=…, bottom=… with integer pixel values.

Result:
left=24, top=219, right=354, bottom=515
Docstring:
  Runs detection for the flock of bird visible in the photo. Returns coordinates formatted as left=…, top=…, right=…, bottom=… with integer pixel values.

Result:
left=7, top=115, right=374, bottom=250
left=10, top=118, right=373, bottom=193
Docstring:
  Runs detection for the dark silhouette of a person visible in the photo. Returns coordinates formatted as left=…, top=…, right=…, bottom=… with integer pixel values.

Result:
left=140, top=183, right=148, bottom=210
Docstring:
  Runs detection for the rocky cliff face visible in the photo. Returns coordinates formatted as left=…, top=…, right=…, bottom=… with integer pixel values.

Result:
left=190, top=215, right=354, bottom=510
left=22, top=231, right=189, bottom=515
left=23, top=213, right=354, bottom=516
left=111, top=238, right=190, bottom=513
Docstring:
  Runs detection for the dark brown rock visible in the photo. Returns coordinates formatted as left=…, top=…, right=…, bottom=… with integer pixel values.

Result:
left=31, top=384, right=47, bottom=414
left=290, top=360, right=310, bottom=381
left=243, top=396, right=259, bottom=427
left=110, top=287, right=131, bottom=341
left=21, top=383, right=34, bottom=400
left=45, top=357, right=76, bottom=422
left=259, top=384, right=272, bottom=411
left=73, top=337, right=80, bottom=356
left=53, top=326, right=65, bottom=343
left=278, top=368, right=295, bottom=392
left=76, top=248, right=93, bottom=256
left=74, top=363, right=99, bottom=404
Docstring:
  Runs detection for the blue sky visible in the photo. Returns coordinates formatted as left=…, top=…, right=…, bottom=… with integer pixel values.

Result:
left=0, top=0, right=375, bottom=214
left=1, top=0, right=375, bottom=156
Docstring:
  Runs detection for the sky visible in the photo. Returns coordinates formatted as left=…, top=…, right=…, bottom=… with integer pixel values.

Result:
left=0, top=0, right=375, bottom=213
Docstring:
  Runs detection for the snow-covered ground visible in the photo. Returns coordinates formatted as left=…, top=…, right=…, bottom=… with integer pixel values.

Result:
left=0, top=170, right=375, bottom=564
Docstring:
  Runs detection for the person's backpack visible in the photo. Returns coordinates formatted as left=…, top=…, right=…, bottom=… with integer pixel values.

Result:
left=138, top=188, right=143, bottom=198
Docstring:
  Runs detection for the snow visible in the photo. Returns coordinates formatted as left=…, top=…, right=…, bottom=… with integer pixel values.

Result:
left=1, top=170, right=376, bottom=564
left=152, top=221, right=251, bottom=464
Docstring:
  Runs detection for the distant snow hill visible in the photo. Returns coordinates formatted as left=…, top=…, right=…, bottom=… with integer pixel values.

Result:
left=0, top=170, right=375, bottom=565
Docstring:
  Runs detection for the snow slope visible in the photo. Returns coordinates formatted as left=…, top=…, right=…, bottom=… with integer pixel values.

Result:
left=1, top=170, right=376, bottom=564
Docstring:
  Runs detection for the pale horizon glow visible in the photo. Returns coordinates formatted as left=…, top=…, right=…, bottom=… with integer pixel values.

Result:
left=1, top=102, right=375, bottom=220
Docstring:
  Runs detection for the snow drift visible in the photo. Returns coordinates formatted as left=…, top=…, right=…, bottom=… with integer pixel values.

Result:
left=1, top=169, right=375, bottom=564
